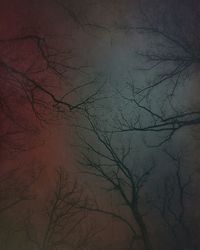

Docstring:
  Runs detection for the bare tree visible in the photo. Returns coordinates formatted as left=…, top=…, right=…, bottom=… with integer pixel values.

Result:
left=149, top=150, right=195, bottom=249
left=1, top=1, right=199, bottom=249
left=25, top=167, right=99, bottom=250
left=111, top=0, right=200, bottom=145
left=0, top=31, right=100, bottom=155
left=77, top=109, right=155, bottom=250
left=76, top=106, right=200, bottom=249
left=63, top=1, right=200, bottom=249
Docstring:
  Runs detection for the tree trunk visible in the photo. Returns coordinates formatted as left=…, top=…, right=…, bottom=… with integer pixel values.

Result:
left=132, top=205, right=153, bottom=250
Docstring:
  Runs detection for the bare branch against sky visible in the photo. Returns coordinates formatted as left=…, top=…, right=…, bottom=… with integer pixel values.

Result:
left=0, top=0, right=200, bottom=249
